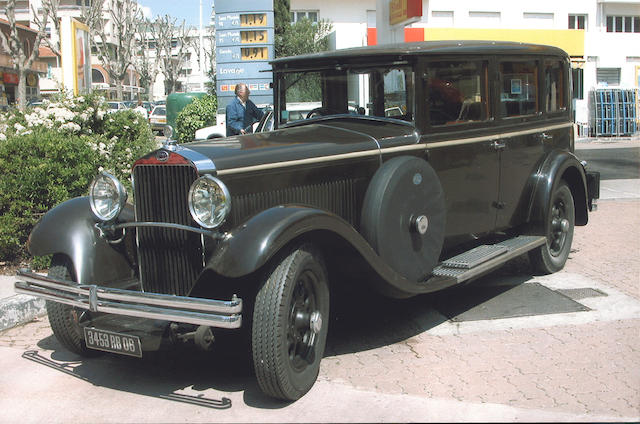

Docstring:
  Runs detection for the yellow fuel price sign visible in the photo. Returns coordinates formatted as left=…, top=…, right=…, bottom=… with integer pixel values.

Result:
left=240, top=30, right=268, bottom=44
left=241, top=47, right=269, bottom=61
left=240, top=13, right=267, bottom=27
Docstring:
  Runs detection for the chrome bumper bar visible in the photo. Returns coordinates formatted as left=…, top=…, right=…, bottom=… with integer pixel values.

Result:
left=14, top=270, right=242, bottom=329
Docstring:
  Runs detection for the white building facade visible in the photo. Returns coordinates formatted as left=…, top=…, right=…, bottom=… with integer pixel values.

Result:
left=291, top=0, right=640, bottom=129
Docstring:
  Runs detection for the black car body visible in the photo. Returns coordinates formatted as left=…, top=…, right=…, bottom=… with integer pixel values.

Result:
left=16, top=41, right=599, bottom=401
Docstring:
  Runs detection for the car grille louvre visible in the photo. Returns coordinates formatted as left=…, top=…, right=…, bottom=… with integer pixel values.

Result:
left=133, top=164, right=202, bottom=296
left=230, top=179, right=359, bottom=227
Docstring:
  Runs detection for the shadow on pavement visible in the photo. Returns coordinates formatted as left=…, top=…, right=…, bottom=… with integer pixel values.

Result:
left=23, top=256, right=547, bottom=410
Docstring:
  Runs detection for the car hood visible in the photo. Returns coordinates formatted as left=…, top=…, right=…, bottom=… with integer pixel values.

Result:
left=182, top=117, right=418, bottom=174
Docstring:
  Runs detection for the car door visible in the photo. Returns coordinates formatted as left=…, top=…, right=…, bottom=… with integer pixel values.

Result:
left=420, top=58, right=500, bottom=247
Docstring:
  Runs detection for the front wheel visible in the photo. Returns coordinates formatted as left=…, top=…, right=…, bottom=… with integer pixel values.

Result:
left=529, top=181, right=575, bottom=274
left=46, top=255, right=99, bottom=356
left=252, top=244, right=330, bottom=401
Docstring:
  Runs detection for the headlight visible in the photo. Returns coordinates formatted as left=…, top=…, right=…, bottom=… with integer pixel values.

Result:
left=188, top=175, right=231, bottom=229
left=89, top=172, right=127, bottom=222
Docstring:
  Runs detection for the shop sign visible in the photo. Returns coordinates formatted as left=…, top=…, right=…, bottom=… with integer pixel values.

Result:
left=389, top=0, right=422, bottom=26
left=27, top=74, right=37, bottom=87
left=3, top=73, right=19, bottom=85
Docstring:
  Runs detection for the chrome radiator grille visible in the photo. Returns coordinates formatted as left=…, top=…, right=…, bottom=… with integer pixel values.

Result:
left=230, top=179, right=360, bottom=227
left=133, top=164, right=202, bottom=296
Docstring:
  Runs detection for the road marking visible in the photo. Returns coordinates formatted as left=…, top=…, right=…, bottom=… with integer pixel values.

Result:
left=426, top=272, right=640, bottom=336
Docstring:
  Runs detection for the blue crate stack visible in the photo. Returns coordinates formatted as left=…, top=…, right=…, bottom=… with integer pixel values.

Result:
left=590, top=88, right=638, bottom=137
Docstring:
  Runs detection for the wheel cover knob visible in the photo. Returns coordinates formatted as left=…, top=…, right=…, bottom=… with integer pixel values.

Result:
left=309, top=311, right=322, bottom=334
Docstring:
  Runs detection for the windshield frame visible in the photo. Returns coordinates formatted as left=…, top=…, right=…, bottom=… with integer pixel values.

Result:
left=273, top=61, right=416, bottom=129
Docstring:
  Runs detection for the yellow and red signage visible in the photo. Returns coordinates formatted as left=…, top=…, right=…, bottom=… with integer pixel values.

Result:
left=389, top=0, right=422, bottom=26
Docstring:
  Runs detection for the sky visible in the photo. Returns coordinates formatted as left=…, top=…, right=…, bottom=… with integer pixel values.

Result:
left=137, top=0, right=215, bottom=27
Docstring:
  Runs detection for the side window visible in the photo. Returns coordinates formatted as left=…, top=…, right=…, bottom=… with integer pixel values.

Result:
left=426, top=61, right=488, bottom=126
left=384, top=69, right=411, bottom=119
left=499, top=61, right=538, bottom=117
left=544, top=60, right=566, bottom=112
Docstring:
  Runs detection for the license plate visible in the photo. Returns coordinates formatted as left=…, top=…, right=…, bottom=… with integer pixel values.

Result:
left=84, top=327, right=142, bottom=358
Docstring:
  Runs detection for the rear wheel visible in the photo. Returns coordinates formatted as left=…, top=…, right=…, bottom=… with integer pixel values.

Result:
left=529, top=181, right=575, bottom=274
left=46, top=255, right=99, bottom=356
left=252, top=244, right=329, bottom=401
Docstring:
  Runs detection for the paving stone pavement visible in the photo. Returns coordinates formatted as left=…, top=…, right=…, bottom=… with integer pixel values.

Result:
left=319, top=199, right=640, bottom=419
left=0, top=201, right=637, bottom=421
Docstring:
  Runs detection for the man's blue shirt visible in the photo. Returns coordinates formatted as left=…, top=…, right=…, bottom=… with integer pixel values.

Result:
left=225, top=97, right=264, bottom=136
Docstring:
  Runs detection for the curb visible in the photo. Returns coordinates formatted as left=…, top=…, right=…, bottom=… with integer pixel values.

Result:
left=0, top=293, right=46, bottom=331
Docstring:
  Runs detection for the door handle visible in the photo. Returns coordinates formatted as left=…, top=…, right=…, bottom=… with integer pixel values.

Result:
left=537, top=132, right=553, bottom=142
left=491, top=140, right=506, bottom=151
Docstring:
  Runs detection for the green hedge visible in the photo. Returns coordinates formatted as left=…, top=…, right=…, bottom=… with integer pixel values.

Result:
left=0, top=129, right=99, bottom=261
left=0, top=93, right=158, bottom=264
left=175, top=94, right=217, bottom=143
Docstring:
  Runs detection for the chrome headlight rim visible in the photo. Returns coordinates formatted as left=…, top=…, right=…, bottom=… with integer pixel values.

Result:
left=188, top=175, right=231, bottom=229
left=89, top=171, right=128, bottom=222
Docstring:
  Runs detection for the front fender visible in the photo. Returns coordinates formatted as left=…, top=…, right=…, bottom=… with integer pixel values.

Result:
left=207, top=206, right=424, bottom=297
left=28, top=197, right=135, bottom=284
left=528, top=150, right=589, bottom=227
left=207, top=206, right=360, bottom=277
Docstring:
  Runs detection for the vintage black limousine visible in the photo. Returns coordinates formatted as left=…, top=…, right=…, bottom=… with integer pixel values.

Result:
left=16, top=41, right=599, bottom=401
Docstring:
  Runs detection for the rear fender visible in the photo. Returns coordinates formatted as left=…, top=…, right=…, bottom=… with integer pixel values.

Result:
left=28, top=197, right=135, bottom=284
left=528, top=150, right=589, bottom=228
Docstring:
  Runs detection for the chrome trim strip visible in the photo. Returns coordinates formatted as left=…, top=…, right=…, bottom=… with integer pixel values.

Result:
left=216, top=122, right=573, bottom=175
left=216, top=149, right=381, bottom=176
left=102, top=221, right=224, bottom=238
left=15, top=270, right=242, bottom=329
left=423, top=122, right=573, bottom=150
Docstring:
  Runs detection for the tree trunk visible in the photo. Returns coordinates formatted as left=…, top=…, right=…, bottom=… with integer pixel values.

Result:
left=116, top=81, right=124, bottom=101
left=17, top=68, right=27, bottom=110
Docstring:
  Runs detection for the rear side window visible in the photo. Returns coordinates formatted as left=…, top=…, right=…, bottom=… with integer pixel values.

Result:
left=426, top=61, right=489, bottom=126
left=544, top=60, right=566, bottom=112
left=499, top=61, right=538, bottom=117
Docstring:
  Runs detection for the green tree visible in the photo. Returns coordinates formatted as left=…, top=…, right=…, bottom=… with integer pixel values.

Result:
left=274, top=0, right=291, bottom=36
left=274, top=0, right=332, bottom=59
left=277, top=18, right=332, bottom=58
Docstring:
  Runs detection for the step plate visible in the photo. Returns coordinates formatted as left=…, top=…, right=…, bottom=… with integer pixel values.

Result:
left=441, top=245, right=508, bottom=269
left=432, top=236, right=546, bottom=281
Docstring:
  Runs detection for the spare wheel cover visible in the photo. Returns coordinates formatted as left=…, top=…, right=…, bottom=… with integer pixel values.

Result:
left=361, top=156, right=446, bottom=282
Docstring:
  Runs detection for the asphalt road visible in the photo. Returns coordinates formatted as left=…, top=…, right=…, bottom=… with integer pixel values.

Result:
left=575, top=145, right=640, bottom=180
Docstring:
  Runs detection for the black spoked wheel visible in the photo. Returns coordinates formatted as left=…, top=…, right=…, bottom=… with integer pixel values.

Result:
left=46, top=255, right=99, bottom=357
left=252, top=244, right=329, bottom=401
left=529, top=181, right=575, bottom=274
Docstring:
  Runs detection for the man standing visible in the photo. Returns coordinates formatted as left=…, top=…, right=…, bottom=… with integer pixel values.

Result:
left=226, top=83, right=264, bottom=136
left=134, top=99, right=148, bottom=120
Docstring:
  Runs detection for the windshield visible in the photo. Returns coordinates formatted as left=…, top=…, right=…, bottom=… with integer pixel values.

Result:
left=276, top=66, right=414, bottom=126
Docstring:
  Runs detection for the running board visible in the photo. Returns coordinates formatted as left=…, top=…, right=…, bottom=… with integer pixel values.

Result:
left=431, top=235, right=546, bottom=284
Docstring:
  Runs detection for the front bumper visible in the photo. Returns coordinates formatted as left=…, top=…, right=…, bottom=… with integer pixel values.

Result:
left=14, top=269, right=242, bottom=329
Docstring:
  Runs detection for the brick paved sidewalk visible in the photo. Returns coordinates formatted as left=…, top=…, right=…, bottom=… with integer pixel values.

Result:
left=321, top=199, right=640, bottom=420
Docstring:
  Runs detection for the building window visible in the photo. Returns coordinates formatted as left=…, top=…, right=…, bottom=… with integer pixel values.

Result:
left=523, top=12, right=554, bottom=28
left=572, top=68, right=584, bottom=100
left=606, top=15, right=640, bottom=32
left=291, top=10, right=319, bottom=24
left=468, top=11, right=501, bottom=27
left=92, top=68, right=105, bottom=84
left=431, top=11, right=454, bottom=27
left=596, top=68, right=621, bottom=86
left=568, top=14, right=586, bottom=30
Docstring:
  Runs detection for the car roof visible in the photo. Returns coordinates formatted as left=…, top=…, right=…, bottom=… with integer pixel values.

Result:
left=270, top=40, right=568, bottom=68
